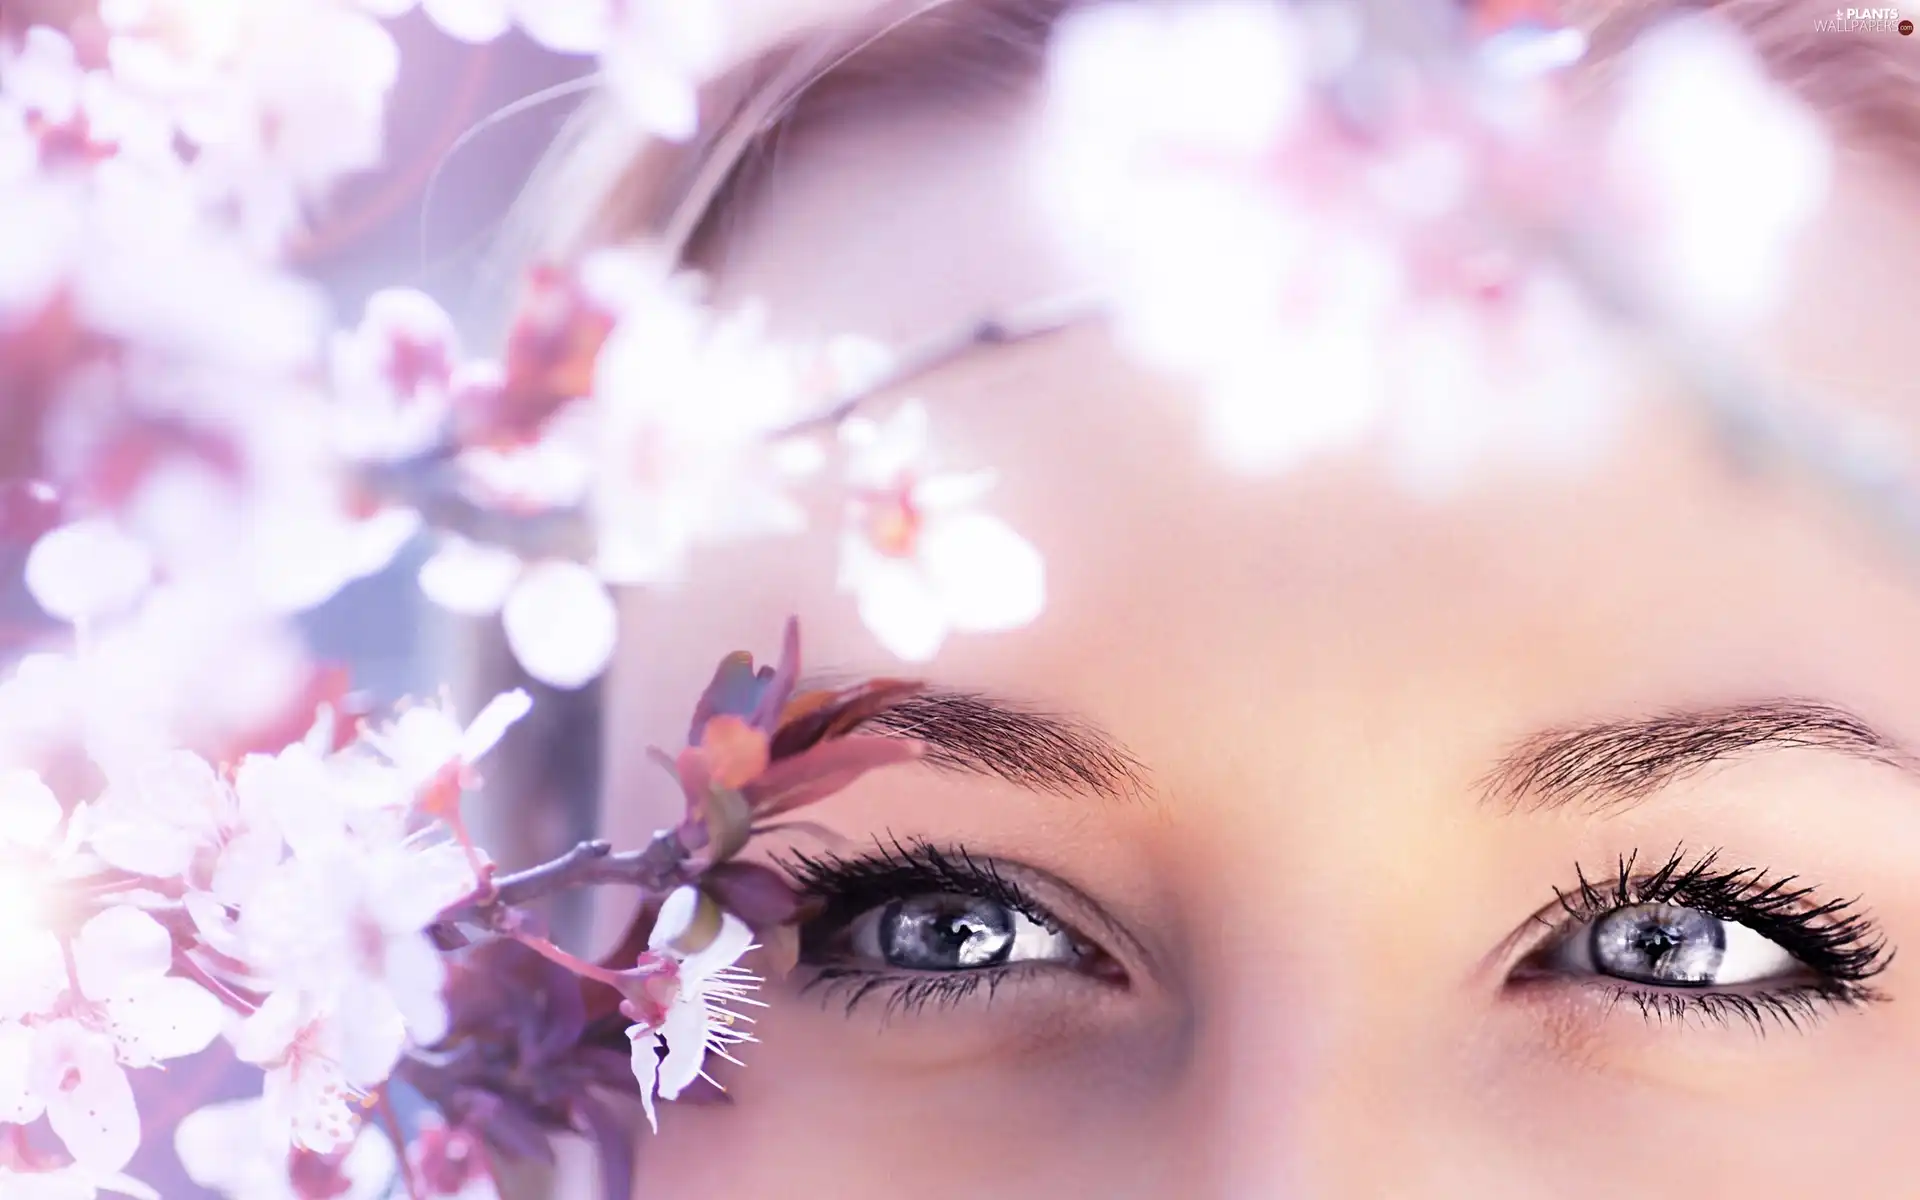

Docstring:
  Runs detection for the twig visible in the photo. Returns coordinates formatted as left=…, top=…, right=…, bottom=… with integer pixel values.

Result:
left=430, top=827, right=692, bottom=939
left=769, top=288, right=1110, bottom=439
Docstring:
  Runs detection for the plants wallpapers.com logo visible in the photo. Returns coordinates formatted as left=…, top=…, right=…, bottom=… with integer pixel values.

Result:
left=1813, top=6, right=1914, bottom=31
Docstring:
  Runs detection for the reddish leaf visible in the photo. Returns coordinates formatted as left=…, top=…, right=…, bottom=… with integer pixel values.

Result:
left=745, top=617, right=803, bottom=734
left=744, top=735, right=925, bottom=818
left=694, top=715, right=770, bottom=790
left=767, top=678, right=923, bottom=760
left=700, top=862, right=804, bottom=930
left=686, top=650, right=768, bottom=746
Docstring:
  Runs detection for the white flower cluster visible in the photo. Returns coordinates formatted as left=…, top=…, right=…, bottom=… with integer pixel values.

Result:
left=0, top=637, right=527, bottom=1196
left=1033, top=0, right=1829, bottom=486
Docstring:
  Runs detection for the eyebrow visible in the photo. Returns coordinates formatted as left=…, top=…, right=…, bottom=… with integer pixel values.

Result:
left=853, top=685, right=1149, bottom=801
left=849, top=689, right=1913, bottom=816
left=1481, top=699, right=1919, bottom=816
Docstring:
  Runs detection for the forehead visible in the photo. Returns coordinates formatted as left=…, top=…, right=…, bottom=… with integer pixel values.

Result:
left=601, top=4, right=1920, bottom=859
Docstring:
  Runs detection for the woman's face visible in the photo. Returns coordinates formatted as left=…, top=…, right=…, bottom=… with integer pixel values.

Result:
left=598, top=64, right=1920, bottom=1198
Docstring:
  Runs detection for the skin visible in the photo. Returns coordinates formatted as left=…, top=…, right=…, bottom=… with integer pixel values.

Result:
left=589, top=42, right=1920, bottom=1200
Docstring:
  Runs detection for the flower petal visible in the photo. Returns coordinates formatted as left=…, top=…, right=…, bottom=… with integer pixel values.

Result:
left=0, top=1022, right=45, bottom=1123
left=0, top=769, right=62, bottom=848
left=743, top=735, right=924, bottom=819
left=0, top=928, right=66, bottom=1022
left=101, top=976, right=226, bottom=1065
left=230, top=990, right=304, bottom=1066
left=36, top=1023, right=140, bottom=1175
left=174, top=1098, right=264, bottom=1191
left=695, top=716, right=770, bottom=790
left=380, top=932, right=450, bottom=1046
left=681, top=912, right=753, bottom=989
left=417, top=537, right=520, bottom=616
left=626, top=1027, right=662, bottom=1133
left=850, top=556, right=948, bottom=662
left=421, top=0, right=513, bottom=42
left=460, top=689, right=532, bottom=763
left=24, top=519, right=153, bottom=622
left=653, top=993, right=709, bottom=1100
left=647, top=887, right=701, bottom=954
left=73, top=907, right=173, bottom=1000
left=919, top=511, right=1046, bottom=633
left=500, top=561, right=618, bottom=689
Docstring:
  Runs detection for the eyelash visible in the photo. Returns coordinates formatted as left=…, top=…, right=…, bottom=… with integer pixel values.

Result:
left=782, top=837, right=1098, bottom=1017
left=1527, top=846, right=1895, bottom=1031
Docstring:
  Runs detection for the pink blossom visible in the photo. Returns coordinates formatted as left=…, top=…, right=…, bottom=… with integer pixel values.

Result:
left=0, top=770, right=75, bottom=1021
left=236, top=839, right=477, bottom=1085
left=176, top=1094, right=397, bottom=1199
left=0, top=907, right=224, bottom=1175
left=407, top=1117, right=500, bottom=1200
left=1032, top=0, right=1641, bottom=480
left=103, top=0, right=404, bottom=247
left=229, top=993, right=377, bottom=1154
left=587, top=263, right=817, bottom=586
left=837, top=401, right=1045, bottom=662
left=330, top=288, right=464, bottom=464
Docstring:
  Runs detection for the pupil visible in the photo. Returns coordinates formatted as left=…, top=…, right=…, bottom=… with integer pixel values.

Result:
left=1631, top=926, right=1678, bottom=963
left=1590, top=903, right=1729, bottom=986
left=880, top=895, right=1016, bottom=970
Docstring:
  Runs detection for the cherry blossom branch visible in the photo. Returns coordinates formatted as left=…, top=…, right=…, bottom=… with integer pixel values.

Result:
left=351, top=287, right=1107, bottom=565
left=769, top=287, right=1110, bottom=439
left=430, top=827, right=694, bottom=938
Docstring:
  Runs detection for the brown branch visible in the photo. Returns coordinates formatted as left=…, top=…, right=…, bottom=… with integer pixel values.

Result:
left=769, top=288, right=1109, bottom=439
left=430, top=827, right=693, bottom=939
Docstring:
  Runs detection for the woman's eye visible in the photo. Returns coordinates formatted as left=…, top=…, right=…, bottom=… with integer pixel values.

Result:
left=1541, top=902, right=1803, bottom=988
left=843, top=893, right=1079, bottom=971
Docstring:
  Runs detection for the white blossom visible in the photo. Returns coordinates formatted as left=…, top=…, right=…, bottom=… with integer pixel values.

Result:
left=588, top=267, right=816, bottom=586
left=0, top=770, right=74, bottom=1022
left=331, top=287, right=464, bottom=464
left=0, top=908, right=224, bottom=1176
left=837, top=402, right=1045, bottom=662
left=1606, top=14, right=1831, bottom=328
left=176, top=1094, right=397, bottom=1199
left=23, top=519, right=155, bottom=625
left=103, top=0, right=404, bottom=246
left=236, top=839, right=476, bottom=1086
left=0, top=1160, right=157, bottom=1200
left=418, top=541, right=619, bottom=690
left=358, top=687, right=532, bottom=804
left=625, top=886, right=762, bottom=1132
left=229, top=992, right=381, bottom=1154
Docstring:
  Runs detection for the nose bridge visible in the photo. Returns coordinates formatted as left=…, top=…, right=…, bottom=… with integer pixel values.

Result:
left=1166, top=778, right=1513, bottom=1199
left=1188, top=922, right=1445, bottom=1200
